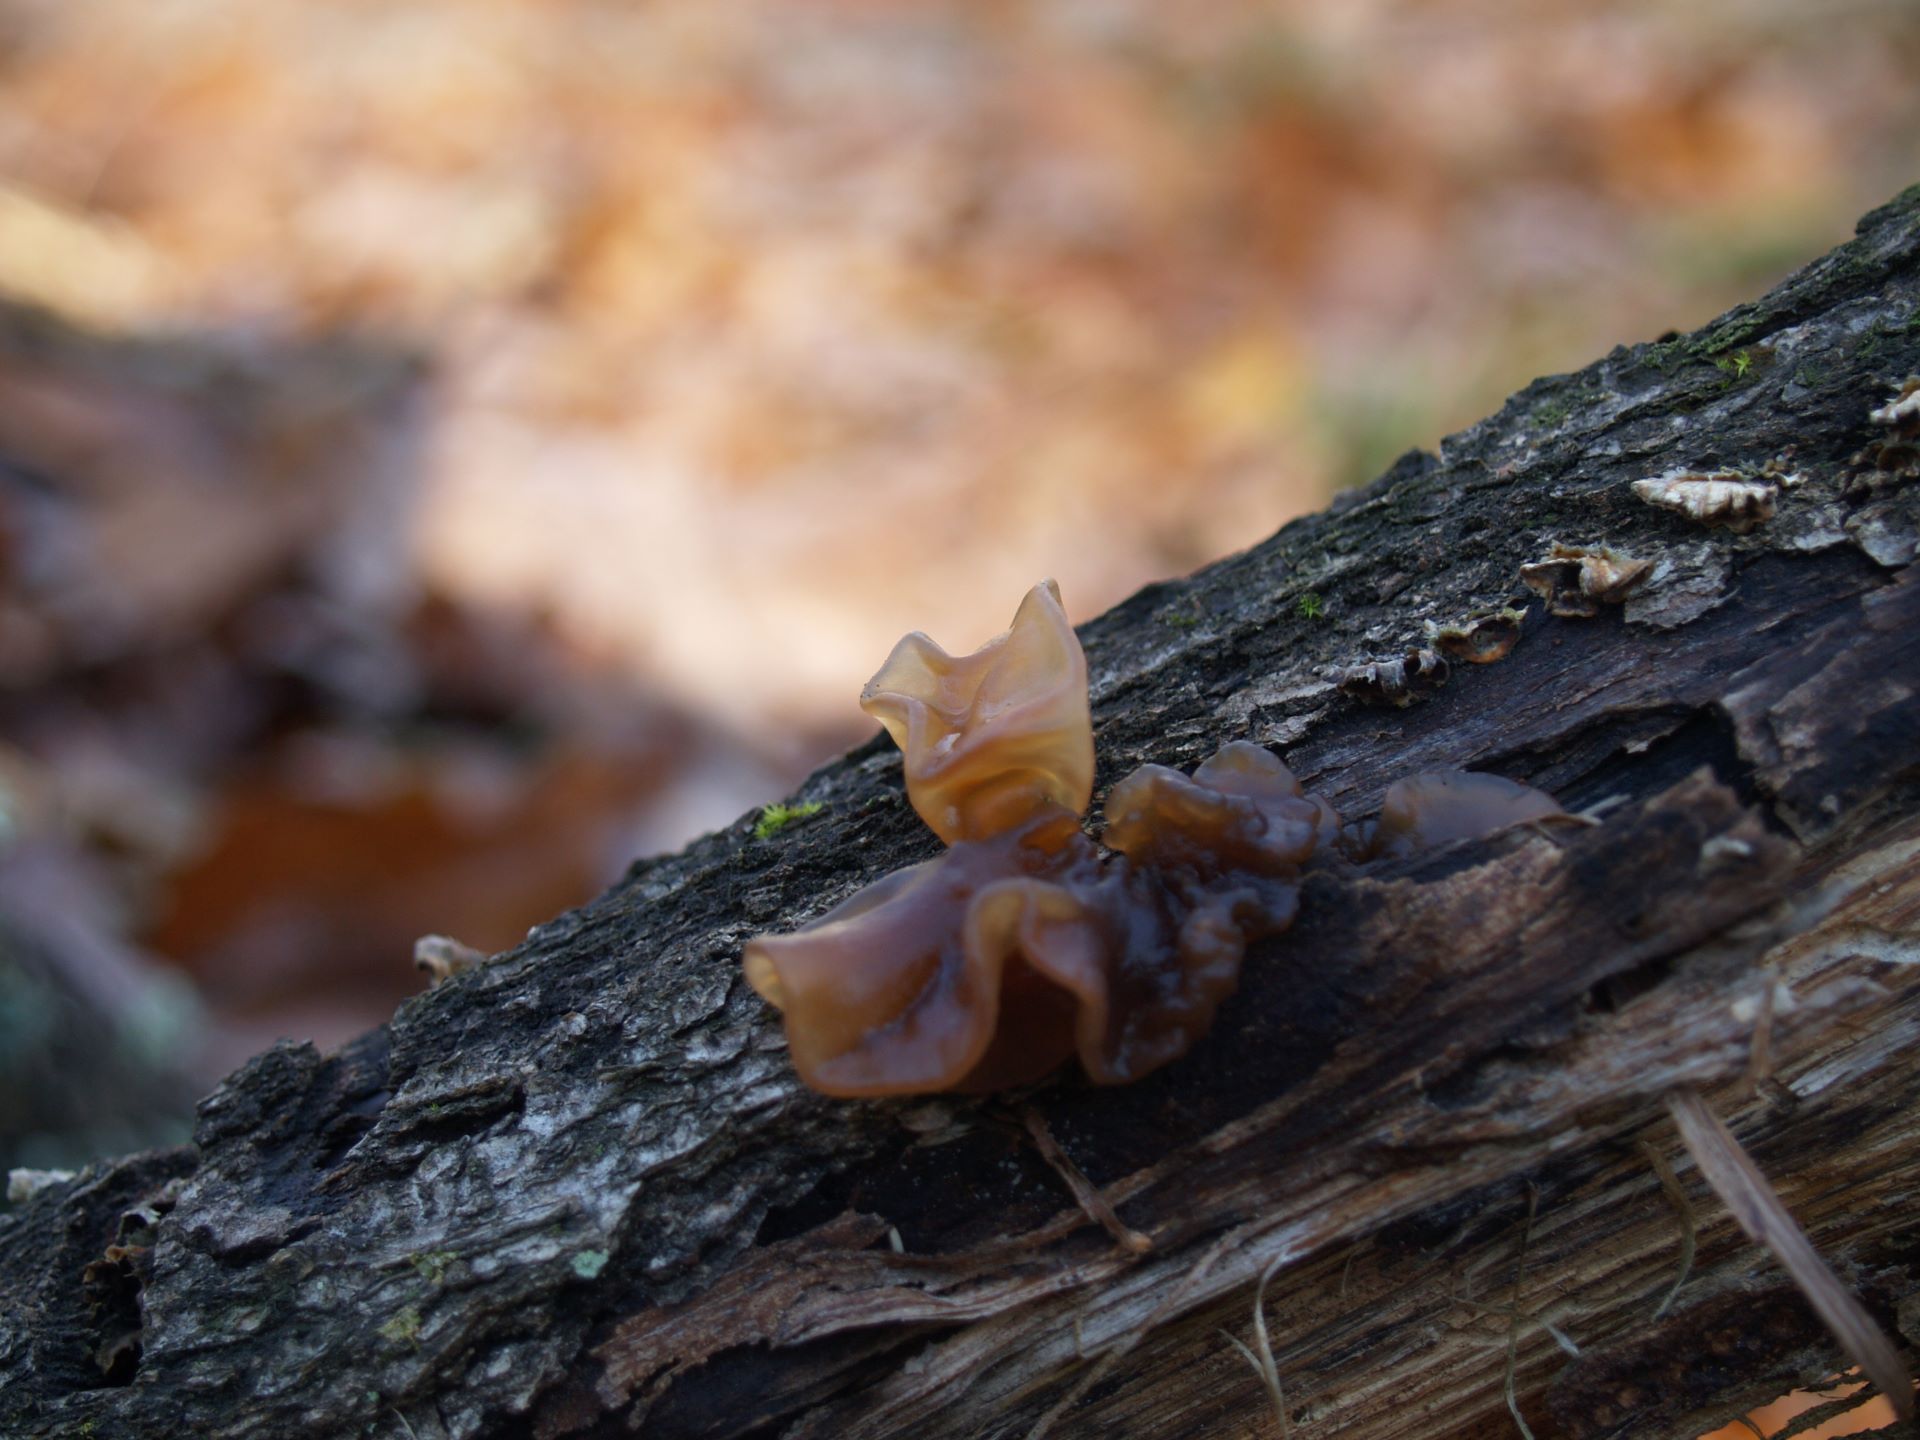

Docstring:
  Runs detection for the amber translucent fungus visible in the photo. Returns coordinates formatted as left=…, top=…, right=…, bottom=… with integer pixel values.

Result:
left=743, top=808, right=1104, bottom=1095
left=747, top=582, right=1562, bottom=1099
left=743, top=743, right=1317, bottom=1096
left=859, top=580, right=1094, bottom=844
left=1360, top=770, right=1563, bottom=860
left=1104, top=740, right=1333, bottom=873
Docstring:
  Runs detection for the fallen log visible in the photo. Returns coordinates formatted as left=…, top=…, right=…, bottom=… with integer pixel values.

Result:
left=5, top=184, right=1920, bottom=1440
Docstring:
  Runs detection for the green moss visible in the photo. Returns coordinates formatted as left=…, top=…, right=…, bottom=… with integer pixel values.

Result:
left=1295, top=592, right=1325, bottom=621
left=1686, top=313, right=1768, bottom=360
left=1706, top=345, right=1776, bottom=392
left=1644, top=339, right=1686, bottom=374
left=1713, top=349, right=1754, bottom=382
left=408, top=1250, right=458, bottom=1285
left=377, top=1307, right=422, bottom=1347
left=754, top=800, right=825, bottom=841
left=1858, top=312, right=1920, bottom=359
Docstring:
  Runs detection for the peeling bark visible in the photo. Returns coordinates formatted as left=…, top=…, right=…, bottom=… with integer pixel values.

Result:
left=5, top=186, right=1920, bottom=1440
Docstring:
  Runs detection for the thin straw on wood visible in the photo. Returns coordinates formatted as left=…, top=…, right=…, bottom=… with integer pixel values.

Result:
left=1666, top=1087, right=1914, bottom=1422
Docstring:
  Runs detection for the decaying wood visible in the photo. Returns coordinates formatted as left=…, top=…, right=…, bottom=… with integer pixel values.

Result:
left=1664, top=1087, right=1912, bottom=1419
left=4, top=187, right=1920, bottom=1440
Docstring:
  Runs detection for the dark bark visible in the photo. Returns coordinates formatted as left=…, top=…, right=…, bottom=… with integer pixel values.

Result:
left=6, top=186, right=1920, bottom=1440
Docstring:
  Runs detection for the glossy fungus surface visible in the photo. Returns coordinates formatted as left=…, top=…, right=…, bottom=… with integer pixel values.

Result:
left=1360, top=770, right=1564, bottom=860
left=1104, top=741, right=1337, bottom=872
left=744, top=584, right=1563, bottom=1098
left=858, top=579, right=1093, bottom=845
left=743, top=744, right=1318, bottom=1095
left=743, top=807, right=1105, bottom=1094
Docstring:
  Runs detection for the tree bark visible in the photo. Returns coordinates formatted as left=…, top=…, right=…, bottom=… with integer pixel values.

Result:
left=6, top=186, right=1920, bottom=1440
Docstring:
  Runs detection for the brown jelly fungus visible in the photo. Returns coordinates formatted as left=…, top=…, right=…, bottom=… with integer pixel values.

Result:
left=744, top=583, right=1561, bottom=1097
left=1353, top=770, right=1565, bottom=861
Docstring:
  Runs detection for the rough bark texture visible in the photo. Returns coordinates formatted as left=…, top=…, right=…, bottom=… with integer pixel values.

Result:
left=6, top=187, right=1920, bottom=1440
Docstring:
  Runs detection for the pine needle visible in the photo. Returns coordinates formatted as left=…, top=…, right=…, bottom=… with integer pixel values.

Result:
left=1638, top=1139, right=1696, bottom=1319
left=1503, top=1183, right=1540, bottom=1440
left=1023, top=1109, right=1153, bottom=1254
left=1221, top=1254, right=1293, bottom=1438
left=1666, top=1088, right=1914, bottom=1422
left=1024, top=1230, right=1236, bottom=1440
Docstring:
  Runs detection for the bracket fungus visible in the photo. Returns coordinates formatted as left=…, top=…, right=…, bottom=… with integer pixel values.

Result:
left=744, top=582, right=1562, bottom=1098
left=1630, top=469, right=1777, bottom=533
left=1336, top=647, right=1450, bottom=708
left=1426, top=607, right=1527, bottom=665
left=1868, top=375, right=1920, bottom=430
left=1519, top=544, right=1651, bottom=618
left=1850, top=376, right=1920, bottom=494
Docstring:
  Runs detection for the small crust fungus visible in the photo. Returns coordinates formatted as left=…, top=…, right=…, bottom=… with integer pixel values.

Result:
left=1337, top=648, right=1450, bottom=708
left=744, top=583, right=1562, bottom=1097
left=415, top=934, right=486, bottom=987
left=1868, top=375, right=1920, bottom=431
left=1630, top=469, right=1776, bottom=533
left=1850, top=376, right=1920, bottom=494
left=1426, top=607, right=1527, bottom=664
left=1519, top=544, right=1651, bottom=618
